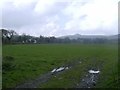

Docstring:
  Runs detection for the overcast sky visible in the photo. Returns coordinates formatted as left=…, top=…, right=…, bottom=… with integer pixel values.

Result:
left=1, top=0, right=119, bottom=37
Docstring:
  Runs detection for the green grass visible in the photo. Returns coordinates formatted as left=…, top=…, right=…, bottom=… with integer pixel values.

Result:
left=2, top=44, right=118, bottom=88
left=0, top=43, right=2, bottom=89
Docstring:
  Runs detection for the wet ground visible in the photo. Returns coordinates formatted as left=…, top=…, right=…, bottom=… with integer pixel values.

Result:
left=76, top=69, right=100, bottom=88
left=16, top=59, right=101, bottom=88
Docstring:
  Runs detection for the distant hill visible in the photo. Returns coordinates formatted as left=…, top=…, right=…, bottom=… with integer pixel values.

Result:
left=58, top=34, right=119, bottom=40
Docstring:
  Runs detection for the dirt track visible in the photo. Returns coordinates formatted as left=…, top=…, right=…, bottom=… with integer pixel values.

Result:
left=16, top=60, right=101, bottom=88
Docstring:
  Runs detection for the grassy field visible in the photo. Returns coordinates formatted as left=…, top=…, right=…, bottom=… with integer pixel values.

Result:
left=0, top=44, right=2, bottom=89
left=2, top=44, right=118, bottom=88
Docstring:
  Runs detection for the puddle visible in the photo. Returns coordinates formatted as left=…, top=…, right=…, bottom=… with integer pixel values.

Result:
left=51, top=66, right=68, bottom=73
left=51, top=60, right=82, bottom=73
left=56, top=67, right=65, bottom=72
left=88, top=70, right=100, bottom=74
left=51, top=69, right=57, bottom=73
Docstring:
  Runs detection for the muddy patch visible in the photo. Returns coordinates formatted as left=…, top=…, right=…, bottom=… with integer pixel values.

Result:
left=15, top=59, right=102, bottom=88
left=16, top=59, right=82, bottom=88
left=76, top=69, right=100, bottom=88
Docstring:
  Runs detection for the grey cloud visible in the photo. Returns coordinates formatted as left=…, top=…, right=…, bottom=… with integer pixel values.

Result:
left=2, top=2, right=42, bottom=28
left=1, top=0, right=118, bottom=36
left=2, top=1, right=67, bottom=28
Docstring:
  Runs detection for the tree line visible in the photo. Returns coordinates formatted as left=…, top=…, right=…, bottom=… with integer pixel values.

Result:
left=1, top=29, right=118, bottom=44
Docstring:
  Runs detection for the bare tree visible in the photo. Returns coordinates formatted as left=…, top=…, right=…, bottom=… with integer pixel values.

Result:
left=6, top=30, right=17, bottom=43
left=1, top=29, right=17, bottom=44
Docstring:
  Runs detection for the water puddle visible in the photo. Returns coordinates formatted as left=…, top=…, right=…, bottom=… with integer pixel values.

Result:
left=88, top=70, right=100, bottom=74
left=51, top=66, right=69, bottom=73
